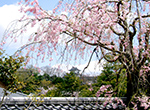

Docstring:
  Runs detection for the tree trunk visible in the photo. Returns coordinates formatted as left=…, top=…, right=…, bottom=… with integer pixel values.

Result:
left=126, top=70, right=139, bottom=107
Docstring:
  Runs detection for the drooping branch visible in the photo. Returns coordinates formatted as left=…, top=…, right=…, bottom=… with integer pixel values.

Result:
left=81, top=46, right=98, bottom=74
left=13, top=41, right=42, bottom=56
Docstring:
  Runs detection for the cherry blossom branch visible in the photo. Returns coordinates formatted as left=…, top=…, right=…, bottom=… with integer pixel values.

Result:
left=13, top=41, right=42, bottom=56
left=99, top=46, right=119, bottom=62
left=110, top=26, right=124, bottom=36
left=132, top=14, right=150, bottom=63
left=63, top=31, right=98, bottom=46
left=138, top=31, right=149, bottom=67
left=97, top=40, right=127, bottom=55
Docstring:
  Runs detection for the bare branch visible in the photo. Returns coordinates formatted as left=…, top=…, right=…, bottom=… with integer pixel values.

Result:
left=81, top=47, right=97, bottom=74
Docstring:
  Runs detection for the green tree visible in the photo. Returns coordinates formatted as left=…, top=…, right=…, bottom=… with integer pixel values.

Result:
left=96, top=61, right=127, bottom=97
left=17, top=72, right=40, bottom=94
left=16, top=67, right=42, bottom=94
left=40, top=79, right=51, bottom=89
left=79, top=61, right=127, bottom=97
left=46, top=72, right=81, bottom=97
left=0, top=50, right=24, bottom=92
left=79, top=85, right=99, bottom=97
left=42, top=73, right=52, bottom=81
left=52, top=76, right=63, bottom=84
left=60, top=72, right=81, bottom=96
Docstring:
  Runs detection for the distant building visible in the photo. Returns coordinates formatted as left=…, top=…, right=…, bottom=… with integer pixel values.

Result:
left=69, top=67, right=97, bottom=84
left=69, top=66, right=81, bottom=76
left=81, top=75, right=97, bottom=84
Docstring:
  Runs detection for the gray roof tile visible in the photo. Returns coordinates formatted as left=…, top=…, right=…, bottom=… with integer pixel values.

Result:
left=0, top=88, right=27, bottom=97
left=0, top=97, right=127, bottom=110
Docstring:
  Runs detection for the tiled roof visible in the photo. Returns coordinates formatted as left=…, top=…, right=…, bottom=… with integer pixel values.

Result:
left=0, top=88, right=27, bottom=97
left=0, top=103, right=125, bottom=110
left=0, top=97, right=126, bottom=110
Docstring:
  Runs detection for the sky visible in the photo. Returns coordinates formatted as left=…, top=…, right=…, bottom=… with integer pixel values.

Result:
left=0, top=0, right=104, bottom=76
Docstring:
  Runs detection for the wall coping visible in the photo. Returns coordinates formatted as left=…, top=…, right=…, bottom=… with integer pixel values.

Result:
left=0, top=97, right=127, bottom=105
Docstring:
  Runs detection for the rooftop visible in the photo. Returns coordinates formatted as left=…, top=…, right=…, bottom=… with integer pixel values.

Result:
left=0, top=88, right=27, bottom=97
left=0, top=97, right=127, bottom=110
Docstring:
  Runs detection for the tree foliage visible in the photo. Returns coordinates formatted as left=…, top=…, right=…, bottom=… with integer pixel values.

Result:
left=96, top=61, right=127, bottom=97
left=46, top=72, right=81, bottom=97
left=0, top=50, right=24, bottom=92
left=59, top=72, right=81, bottom=96
left=16, top=67, right=50, bottom=94
left=79, top=61, right=127, bottom=97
